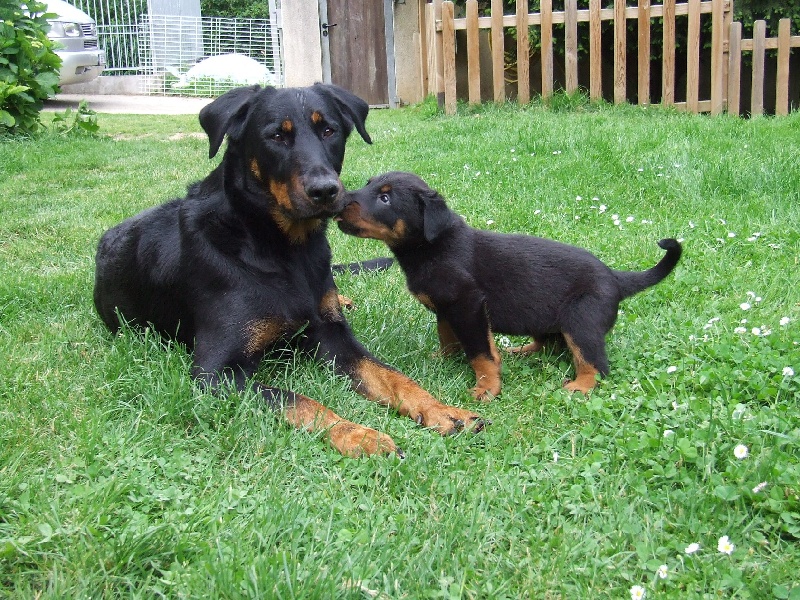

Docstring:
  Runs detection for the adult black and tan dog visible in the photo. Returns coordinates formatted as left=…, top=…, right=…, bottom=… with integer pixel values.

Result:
left=336, top=171, right=682, bottom=398
left=93, top=85, right=484, bottom=457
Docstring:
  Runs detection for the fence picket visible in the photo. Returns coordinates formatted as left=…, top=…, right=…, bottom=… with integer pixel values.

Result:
left=614, top=0, right=626, bottom=104
left=776, top=19, right=790, bottom=116
left=638, top=0, right=651, bottom=105
left=589, top=0, right=602, bottom=101
left=541, top=0, right=554, bottom=100
left=466, top=0, right=481, bottom=105
left=751, top=20, right=766, bottom=116
left=565, top=0, right=578, bottom=94
left=517, top=0, right=530, bottom=104
left=491, top=0, right=505, bottom=102
left=728, top=21, right=742, bottom=115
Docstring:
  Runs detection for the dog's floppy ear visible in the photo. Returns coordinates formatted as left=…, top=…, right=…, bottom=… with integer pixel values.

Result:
left=422, top=189, right=454, bottom=243
left=313, top=83, right=372, bottom=144
left=199, top=85, right=263, bottom=158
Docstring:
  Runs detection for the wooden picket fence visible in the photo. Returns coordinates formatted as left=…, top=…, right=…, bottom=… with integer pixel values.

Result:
left=423, top=0, right=799, bottom=116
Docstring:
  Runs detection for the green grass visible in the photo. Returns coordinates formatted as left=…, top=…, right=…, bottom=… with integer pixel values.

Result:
left=1, top=97, right=799, bottom=599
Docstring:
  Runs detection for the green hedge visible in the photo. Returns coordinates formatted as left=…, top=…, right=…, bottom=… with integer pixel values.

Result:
left=0, top=0, right=61, bottom=136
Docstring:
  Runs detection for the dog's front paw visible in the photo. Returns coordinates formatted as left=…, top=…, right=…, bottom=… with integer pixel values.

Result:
left=562, top=378, right=595, bottom=395
left=328, top=421, right=403, bottom=458
left=414, top=403, right=488, bottom=435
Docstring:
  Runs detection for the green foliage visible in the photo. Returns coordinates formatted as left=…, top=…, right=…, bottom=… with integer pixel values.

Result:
left=48, top=100, right=100, bottom=136
left=0, top=102, right=798, bottom=597
left=0, top=0, right=62, bottom=136
left=200, top=0, right=270, bottom=20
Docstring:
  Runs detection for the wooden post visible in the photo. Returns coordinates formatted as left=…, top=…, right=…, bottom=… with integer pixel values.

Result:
left=710, top=0, right=724, bottom=115
left=565, top=0, right=578, bottom=95
left=442, top=1, right=457, bottom=114
left=727, top=21, right=742, bottom=116
left=637, top=0, right=651, bottom=105
left=751, top=20, right=765, bottom=116
left=589, top=0, right=602, bottom=101
left=541, top=0, right=554, bottom=101
left=614, top=0, right=626, bottom=104
left=491, top=0, right=505, bottom=102
left=662, top=0, right=675, bottom=106
left=466, top=0, right=481, bottom=105
left=687, top=0, right=700, bottom=112
left=516, top=0, right=530, bottom=104
left=776, top=18, right=790, bottom=117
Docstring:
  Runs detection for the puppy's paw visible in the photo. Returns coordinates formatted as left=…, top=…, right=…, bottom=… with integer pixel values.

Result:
left=414, top=403, right=488, bottom=435
left=328, top=421, right=403, bottom=458
left=506, top=341, right=544, bottom=355
left=470, top=385, right=500, bottom=402
left=562, top=378, right=594, bottom=395
left=337, top=294, right=356, bottom=310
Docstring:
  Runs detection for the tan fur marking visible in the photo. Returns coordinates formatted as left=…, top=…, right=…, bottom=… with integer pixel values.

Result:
left=282, top=395, right=397, bottom=457
left=436, top=320, right=462, bottom=356
left=507, top=340, right=544, bottom=354
left=268, top=179, right=293, bottom=211
left=311, top=111, right=322, bottom=124
left=469, top=333, right=501, bottom=400
left=415, top=293, right=436, bottom=311
left=380, top=184, right=392, bottom=194
left=352, top=358, right=483, bottom=434
left=243, top=319, right=286, bottom=356
left=562, top=333, right=600, bottom=394
left=250, top=158, right=262, bottom=181
left=319, top=288, right=345, bottom=322
left=281, top=119, right=293, bottom=132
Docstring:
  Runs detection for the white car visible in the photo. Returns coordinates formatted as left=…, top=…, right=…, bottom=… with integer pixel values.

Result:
left=45, top=0, right=105, bottom=85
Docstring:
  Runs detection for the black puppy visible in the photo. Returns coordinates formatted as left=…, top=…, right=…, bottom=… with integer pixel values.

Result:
left=94, top=87, right=484, bottom=457
left=337, top=171, right=682, bottom=398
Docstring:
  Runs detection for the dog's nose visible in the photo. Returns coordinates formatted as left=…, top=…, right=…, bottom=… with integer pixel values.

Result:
left=306, top=178, right=341, bottom=204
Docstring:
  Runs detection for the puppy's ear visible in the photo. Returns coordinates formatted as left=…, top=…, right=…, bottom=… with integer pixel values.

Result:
left=199, top=85, right=264, bottom=158
left=314, top=83, right=372, bottom=144
left=422, top=190, right=454, bottom=242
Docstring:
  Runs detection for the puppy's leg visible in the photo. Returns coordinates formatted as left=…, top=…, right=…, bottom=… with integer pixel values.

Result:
left=561, top=331, right=609, bottom=394
left=439, top=298, right=502, bottom=401
left=195, top=327, right=401, bottom=458
left=306, top=288, right=487, bottom=435
left=436, top=319, right=463, bottom=357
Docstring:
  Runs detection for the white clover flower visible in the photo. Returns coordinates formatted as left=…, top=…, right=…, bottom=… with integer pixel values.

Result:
left=626, top=216, right=634, bottom=223
left=740, top=302, right=751, bottom=310
left=534, top=209, right=541, bottom=215
left=780, top=317, right=790, bottom=326
left=553, top=451, right=559, bottom=463
left=637, top=168, right=644, bottom=172
left=783, top=366, right=795, bottom=378
left=663, top=429, right=675, bottom=437
left=728, top=232, right=736, bottom=238
left=718, top=535, right=735, bottom=555
left=689, top=221, right=696, bottom=229
left=611, top=214, right=619, bottom=220
left=734, top=327, right=747, bottom=334
left=486, top=219, right=495, bottom=226
left=630, top=585, right=646, bottom=600
left=751, top=327, right=762, bottom=336
left=752, top=482, right=768, bottom=494
left=657, top=565, right=668, bottom=579
left=685, top=542, right=700, bottom=554
left=746, top=291, right=756, bottom=298
left=734, top=444, right=749, bottom=459
left=497, top=336, right=511, bottom=348
left=666, top=366, right=678, bottom=374
left=576, top=195, right=582, bottom=201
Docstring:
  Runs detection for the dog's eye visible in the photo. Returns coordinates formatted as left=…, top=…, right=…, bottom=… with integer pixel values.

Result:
left=271, top=132, right=285, bottom=143
left=379, top=193, right=390, bottom=205
left=322, top=126, right=335, bottom=139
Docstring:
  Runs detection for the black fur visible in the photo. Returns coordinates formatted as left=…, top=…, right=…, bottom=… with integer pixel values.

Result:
left=94, top=88, right=483, bottom=457
left=337, top=171, right=682, bottom=397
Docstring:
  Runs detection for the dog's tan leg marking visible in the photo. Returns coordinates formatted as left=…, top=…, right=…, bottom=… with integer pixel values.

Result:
left=436, top=320, right=462, bottom=357
left=283, top=394, right=399, bottom=457
left=469, top=333, right=501, bottom=401
left=352, top=358, right=485, bottom=434
left=506, top=340, right=544, bottom=355
left=562, top=333, right=599, bottom=394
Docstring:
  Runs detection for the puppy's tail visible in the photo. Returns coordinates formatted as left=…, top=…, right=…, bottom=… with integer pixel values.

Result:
left=332, top=257, right=394, bottom=275
left=614, top=238, right=682, bottom=300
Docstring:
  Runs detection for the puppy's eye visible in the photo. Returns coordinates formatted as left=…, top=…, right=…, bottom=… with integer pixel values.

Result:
left=379, top=193, right=390, bottom=204
left=322, top=126, right=335, bottom=139
left=271, top=132, right=285, bottom=143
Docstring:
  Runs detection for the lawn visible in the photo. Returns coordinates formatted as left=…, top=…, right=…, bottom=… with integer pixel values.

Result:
left=1, top=97, right=799, bottom=599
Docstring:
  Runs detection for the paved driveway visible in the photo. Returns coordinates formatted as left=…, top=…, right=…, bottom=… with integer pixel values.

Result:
left=43, top=93, right=213, bottom=115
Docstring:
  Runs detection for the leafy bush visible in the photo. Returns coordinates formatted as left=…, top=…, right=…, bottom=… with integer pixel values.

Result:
left=0, top=0, right=62, bottom=135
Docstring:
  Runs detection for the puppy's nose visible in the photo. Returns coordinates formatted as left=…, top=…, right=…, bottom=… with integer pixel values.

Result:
left=306, top=177, right=341, bottom=204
